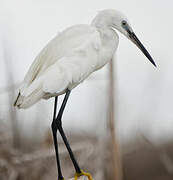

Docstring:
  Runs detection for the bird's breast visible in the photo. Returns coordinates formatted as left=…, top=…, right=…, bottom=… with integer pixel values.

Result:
left=95, top=28, right=119, bottom=70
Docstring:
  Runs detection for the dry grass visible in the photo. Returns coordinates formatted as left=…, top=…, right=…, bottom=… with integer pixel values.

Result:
left=1, top=127, right=173, bottom=180
left=0, top=130, right=114, bottom=180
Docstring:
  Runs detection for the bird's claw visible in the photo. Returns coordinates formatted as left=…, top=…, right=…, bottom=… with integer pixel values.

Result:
left=74, top=170, right=93, bottom=180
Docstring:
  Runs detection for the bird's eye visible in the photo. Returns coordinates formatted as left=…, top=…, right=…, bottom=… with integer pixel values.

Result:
left=122, top=21, right=127, bottom=26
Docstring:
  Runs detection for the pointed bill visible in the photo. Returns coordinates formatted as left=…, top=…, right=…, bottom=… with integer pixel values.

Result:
left=129, top=32, right=157, bottom=67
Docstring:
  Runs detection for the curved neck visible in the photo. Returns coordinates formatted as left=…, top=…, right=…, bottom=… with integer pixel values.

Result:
left=91, top=14, right=111, bottom=29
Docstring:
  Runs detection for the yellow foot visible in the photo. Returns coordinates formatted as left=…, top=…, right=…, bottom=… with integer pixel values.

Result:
left=74, top=170, right=93, bottom=180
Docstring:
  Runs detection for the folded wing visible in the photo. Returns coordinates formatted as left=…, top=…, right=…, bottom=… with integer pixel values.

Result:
left=14, top=24, right=102, bottom=108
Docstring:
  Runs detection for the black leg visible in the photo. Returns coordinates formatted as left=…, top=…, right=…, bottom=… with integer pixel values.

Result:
left=51, top=96, right=64, bottom=180
left=56, top=90, right=82, bottom=174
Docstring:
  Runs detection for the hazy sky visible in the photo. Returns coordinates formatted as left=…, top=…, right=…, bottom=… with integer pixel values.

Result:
left=0, top=0, right=173, bottom=143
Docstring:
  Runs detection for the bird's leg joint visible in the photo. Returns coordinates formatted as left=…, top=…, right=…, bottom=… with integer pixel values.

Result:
left=51, top=117, right=63, bottom=133
left=51, top=119, right=58, bottom=133
left=57, top=118, right=63, bottom=130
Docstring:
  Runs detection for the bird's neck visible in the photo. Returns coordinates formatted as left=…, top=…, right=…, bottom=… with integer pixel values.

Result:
left=91, top=14, right=119, bottom=51
left=91, top=14, right=111, bottom=29
left=91, top=17, right=117, bottom=43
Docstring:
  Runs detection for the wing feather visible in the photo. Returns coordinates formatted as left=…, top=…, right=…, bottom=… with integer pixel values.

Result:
left=15, top=24, right=102, bottom=108
left=23, top=25, right=99, bottom=85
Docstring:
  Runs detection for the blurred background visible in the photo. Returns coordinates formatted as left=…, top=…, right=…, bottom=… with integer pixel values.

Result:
left=0, top=0, right=173, bottom=180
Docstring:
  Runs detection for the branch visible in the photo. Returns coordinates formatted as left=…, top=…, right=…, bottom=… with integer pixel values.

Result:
left=68, top=176, right=89, bottom=180
left=107, top=59, right=123, bottom=180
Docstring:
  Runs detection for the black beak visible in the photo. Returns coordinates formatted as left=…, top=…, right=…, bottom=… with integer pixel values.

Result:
left=129, top=32, right=156, bottom=67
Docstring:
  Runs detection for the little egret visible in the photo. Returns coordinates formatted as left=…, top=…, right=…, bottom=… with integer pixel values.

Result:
left=14, top=9, right=156, bottom=180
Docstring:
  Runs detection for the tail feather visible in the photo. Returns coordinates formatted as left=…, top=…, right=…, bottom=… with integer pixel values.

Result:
left=14, top=88, right=44, bottom=109
left=14, top=92, right=21, bottom=106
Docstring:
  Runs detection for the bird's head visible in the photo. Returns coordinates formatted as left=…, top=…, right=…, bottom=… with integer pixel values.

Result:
left=92, top=9, right=156, bottom=67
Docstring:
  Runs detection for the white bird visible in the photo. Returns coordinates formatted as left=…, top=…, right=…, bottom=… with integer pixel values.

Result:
left=14, top=9, right=156, bottom=180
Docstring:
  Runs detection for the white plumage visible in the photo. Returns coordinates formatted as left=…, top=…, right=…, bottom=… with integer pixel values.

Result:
left=13, top=9, right=156, bottom=180
left=14, top=9, right=155, bottom=109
